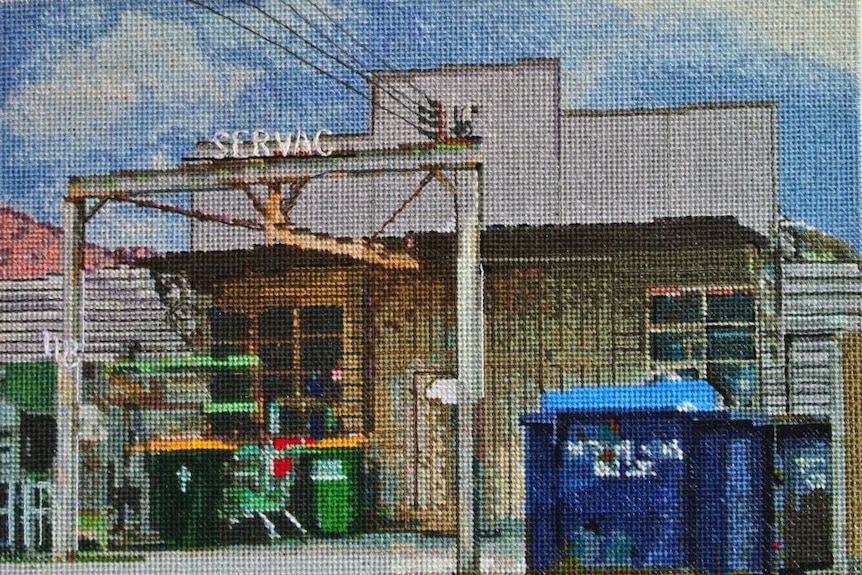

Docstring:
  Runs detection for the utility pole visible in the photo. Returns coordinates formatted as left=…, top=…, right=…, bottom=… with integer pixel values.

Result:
left=55, top=198, right=84, bottom=560
left=454, top=166, right=484, bottom=575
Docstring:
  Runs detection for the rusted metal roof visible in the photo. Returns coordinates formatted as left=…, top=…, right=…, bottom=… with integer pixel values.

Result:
left=391, top=216, right=770, bottom=266
left=141, top=216, right=769, bottom=285
left=139, top=241, right=380, bottom=289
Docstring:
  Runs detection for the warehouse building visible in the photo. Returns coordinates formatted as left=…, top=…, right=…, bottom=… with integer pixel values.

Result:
left=52, top=59, right=861, bottom=571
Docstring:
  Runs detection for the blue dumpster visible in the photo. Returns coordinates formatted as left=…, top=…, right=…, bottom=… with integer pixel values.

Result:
left=522, top=379, right=770, bottom=573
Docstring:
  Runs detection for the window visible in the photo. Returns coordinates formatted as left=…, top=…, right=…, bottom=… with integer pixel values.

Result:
left=300, top=305, right=343, bottom=334
left=208, top=304, right=345, bottom=439
left=299, top=306, right=343, bottom=403
left=0, top=483, right=10, bottom=547
left=209, top=308, right=250, bottom=357
left=647, top=288, right=757, bottom=407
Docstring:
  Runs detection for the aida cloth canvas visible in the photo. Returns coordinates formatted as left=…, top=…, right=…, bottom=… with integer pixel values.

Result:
left=0, top=1, right=859, bottom=574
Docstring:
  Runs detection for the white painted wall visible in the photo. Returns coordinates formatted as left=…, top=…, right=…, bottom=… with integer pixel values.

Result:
left=191, top=60, right=778, bottom=246
left=560, top=105, right=778, bottom=237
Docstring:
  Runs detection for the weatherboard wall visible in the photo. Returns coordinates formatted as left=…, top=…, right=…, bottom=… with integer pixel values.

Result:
left=364, top=234, right=767, bottom=528
left=0, top=266, right=187, bottom=364
left=782, top=263, right=862, bottom=416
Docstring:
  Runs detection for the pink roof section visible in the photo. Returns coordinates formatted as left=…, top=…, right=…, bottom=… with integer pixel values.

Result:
left=0, top=206, right=157, bottom=280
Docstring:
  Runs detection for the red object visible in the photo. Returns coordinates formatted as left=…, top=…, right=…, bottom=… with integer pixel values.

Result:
left=0, top=206, right=156, bottom=280
left=273, top=437, right=316, bottom=450
left=273, top=458, right=292, bottom=477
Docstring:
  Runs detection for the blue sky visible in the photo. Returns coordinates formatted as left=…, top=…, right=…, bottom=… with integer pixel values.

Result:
left=0, top=0, right=857, bottom=252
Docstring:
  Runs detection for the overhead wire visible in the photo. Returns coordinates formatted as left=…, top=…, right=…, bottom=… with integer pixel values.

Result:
left=185, top=0, right=427, bottom=134
left=236, top=0, right=421, bottom=118
left=295, top=0, right=451, bottom=140
left=272, top=0, right=423, bottom=108
left=296, top=0, right=431, bottom=102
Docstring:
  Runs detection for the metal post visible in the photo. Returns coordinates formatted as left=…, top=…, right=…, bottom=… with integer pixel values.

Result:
left=831, top=335, right=848, bottom=575
left=55, top=198, right=84, bottom=560
left=455, top=166, right=483, bottom=575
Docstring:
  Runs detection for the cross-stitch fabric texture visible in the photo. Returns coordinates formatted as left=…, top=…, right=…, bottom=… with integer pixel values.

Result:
left=0, top=1, right=858, bottom=574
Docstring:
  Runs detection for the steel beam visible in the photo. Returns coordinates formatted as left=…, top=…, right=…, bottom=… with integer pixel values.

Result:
left=59, top=144, right=484, bottom=560
left=372, top=170, right=436, bottom=239
left=68, top=147, right=482, bottom=199
left=453, top=166, right=484, bottom=575
left=55, top=199, right=84, bottom=560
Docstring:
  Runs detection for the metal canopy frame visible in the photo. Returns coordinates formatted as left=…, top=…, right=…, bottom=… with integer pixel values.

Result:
left=68, top=147, right=482, bottom=270
left=59, top=144, right=485, bottom=573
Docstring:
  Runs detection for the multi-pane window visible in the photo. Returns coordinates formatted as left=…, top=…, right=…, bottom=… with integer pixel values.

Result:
left=647, top=288, right=757, bottom=407
left=207, top=308, right=254, bottom=437
left=209, top=304, right=344, bottom=438
left=259, top=306, right=294, bottom=402
left=209, top=308, right=251, bottom=357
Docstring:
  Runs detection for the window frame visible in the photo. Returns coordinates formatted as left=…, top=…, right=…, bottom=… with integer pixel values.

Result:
left=208, top=301, right=346, bottom=438
left=646, top=286, right=758, bottom=407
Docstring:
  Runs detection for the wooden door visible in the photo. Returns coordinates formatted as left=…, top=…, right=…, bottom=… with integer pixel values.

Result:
left=402, top=370, right=456, bottom=533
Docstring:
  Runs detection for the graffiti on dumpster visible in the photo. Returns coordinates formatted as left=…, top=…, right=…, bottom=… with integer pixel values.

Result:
left=565, top=420, right=685, bottom=479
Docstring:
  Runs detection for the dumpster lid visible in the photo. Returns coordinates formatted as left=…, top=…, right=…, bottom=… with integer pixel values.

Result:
left=538, top=378, right=719, bottom=413
left=128, top=435, right=237, bottom=452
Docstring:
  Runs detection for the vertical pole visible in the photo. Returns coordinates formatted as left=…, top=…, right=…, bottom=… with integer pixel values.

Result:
left=455, top=166, right=484, bottom=575
left=831, top=335, right=848, bottom=575
left=55, top=198, right=84, bottom=560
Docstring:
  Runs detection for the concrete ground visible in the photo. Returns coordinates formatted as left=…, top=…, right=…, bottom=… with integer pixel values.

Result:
left=1, top=531, right=527, bottom=575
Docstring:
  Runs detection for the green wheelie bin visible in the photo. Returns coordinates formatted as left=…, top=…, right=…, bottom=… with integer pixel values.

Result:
left=149, top=448, right=233, bottom=548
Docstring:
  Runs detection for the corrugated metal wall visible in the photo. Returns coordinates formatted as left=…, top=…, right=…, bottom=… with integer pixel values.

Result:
left=480, top=247, right=762, bottom=524
left=782, top=263, right=862, bottom=416
left=370, top=244, right=764, bottom=528
left=844, top=333, right=862, bottom=561
left=369, top=268, right=456, bottom=531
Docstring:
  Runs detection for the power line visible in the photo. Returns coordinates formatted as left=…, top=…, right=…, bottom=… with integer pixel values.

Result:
left=185, top=0, right=427, bottom=134
left=297, top=0, right=430, bottom=101
left=272, top=0, right=422, bottom=108
left=236, top=0, right=421, bottom=118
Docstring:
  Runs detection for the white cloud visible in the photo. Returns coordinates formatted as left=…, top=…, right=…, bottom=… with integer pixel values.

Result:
left=151, top=152, right=170, bottom=170
left=191, top=0, right=367, bottom=74
left=1, top=10, right=263, bottom=158
left=607, top=0, right=857, bottom=70
left=89, top=202, right=190, bottom=252
left=561, top=45, right=623, bottom=106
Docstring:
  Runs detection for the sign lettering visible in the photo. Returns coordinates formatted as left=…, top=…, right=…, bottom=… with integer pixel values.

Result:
left=211, top=128, right=333, bottom=159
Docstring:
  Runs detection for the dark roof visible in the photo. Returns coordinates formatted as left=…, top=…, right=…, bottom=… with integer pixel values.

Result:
left=780, top=221, right=861, bottom=263
left=401, top=216, right=768, bottom=265
left=138, top=243, right=367, bottom=289
left=563, top=101, right=776, bottom=118
left=140, top=217, right=769, bottom=286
